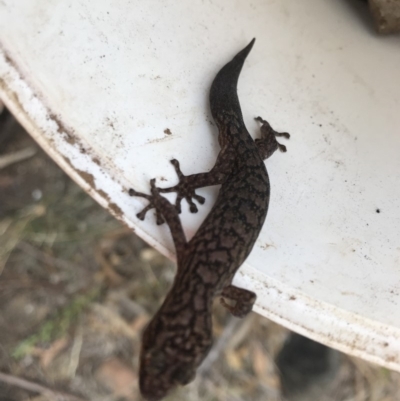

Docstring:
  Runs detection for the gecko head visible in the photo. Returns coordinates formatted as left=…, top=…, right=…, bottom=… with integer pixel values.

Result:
left=139, top=320, right=212, bottom=400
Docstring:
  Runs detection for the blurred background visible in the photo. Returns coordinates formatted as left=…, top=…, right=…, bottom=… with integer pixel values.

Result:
left=1, top=105, right=400, bottom=400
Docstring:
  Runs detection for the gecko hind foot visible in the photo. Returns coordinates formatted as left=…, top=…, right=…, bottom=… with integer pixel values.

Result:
left=255, top=116, right=290, bottom=159
left=129, top=180, right=165, bottom=225
left=158, top=159, right=205, bottom=214
left=255, top=116, right=290, bottom=139
left=220, top=285, right=256, bottom=318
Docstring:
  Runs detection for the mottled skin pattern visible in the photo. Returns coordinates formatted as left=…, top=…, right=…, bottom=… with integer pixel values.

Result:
left=129, top=38, right=289, bottom=401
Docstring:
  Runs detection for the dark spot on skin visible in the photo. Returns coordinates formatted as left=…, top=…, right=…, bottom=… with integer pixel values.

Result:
left=289, top=295, right=296, bottom=300
left=376, top=208, right=380, bottom=213
left=164, top=128, right=172, bottom=135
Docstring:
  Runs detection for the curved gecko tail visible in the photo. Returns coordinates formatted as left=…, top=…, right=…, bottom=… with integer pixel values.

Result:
left=209, top=38, right=255, bottom=126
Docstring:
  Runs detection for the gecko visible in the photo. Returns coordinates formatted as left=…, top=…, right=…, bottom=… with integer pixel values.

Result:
left=129, top=38, right=289, bottom=401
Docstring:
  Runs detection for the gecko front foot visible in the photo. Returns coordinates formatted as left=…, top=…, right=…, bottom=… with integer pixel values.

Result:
left=255, top=116, right=290, bottom=158
left=158, top=159, right=206, bottom=214
left=129, top=179, right=165, bottom=225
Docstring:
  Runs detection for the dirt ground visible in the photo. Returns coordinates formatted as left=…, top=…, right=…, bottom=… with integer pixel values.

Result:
left=1, top=108, right=400, bottom=401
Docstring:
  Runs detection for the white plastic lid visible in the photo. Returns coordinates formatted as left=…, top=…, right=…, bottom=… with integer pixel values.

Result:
left=1, top=0, right=399, bottom=370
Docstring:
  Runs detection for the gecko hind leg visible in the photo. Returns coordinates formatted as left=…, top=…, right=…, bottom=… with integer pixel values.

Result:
left=255, top=116, right=290, bottom=159
left=220, top=285, right=256, bottom=318
left=158, top=159, right=206, bottom=213
left=129, top=179, right=165, bottom=225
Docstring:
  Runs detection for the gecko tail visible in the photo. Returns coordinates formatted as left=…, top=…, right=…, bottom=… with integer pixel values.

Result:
left=209, top=38, right=256, bottom=125
left=234, top=38, right=255, bottom=62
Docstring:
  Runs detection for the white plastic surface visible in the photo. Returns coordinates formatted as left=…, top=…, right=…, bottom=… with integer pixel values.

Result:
left=1, top=0, right=400, bottom=370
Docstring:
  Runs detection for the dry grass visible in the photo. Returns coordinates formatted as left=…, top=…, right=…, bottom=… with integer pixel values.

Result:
left=0, top=111, right=399, bottom=401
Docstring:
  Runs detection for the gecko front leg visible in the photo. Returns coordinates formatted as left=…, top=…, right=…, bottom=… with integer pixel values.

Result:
left=129, top=179, right=165, bottom=225
left=129, top=179, right=188, bottom=263
left=158, top=145, right=236, bottom=213
left=158, top=159, right=207, bottom=213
